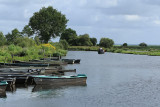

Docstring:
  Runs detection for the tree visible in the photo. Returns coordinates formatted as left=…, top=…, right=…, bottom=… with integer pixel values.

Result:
left=60, top=28, right=77, bottom=46
left=139, top=42, right=147, bottom=47
left=90, top=37, right=97, bottom=46
left=22, top=25, right=34, bottom=37
left=0, top=32, right=6, bottom=46
left=6, top=28, right=22, bottom=45
left=59, top=40, right=69, bottom=50
left=29, top=6, right=68, bottom=43
left=122, top=43, right=128, bottom=47
left=99, top=38, right=114, bottom=48
left=76, top=34, right=93, bottom=46
left=14, top=37, right=35, bottom=48
left=34, top=36, right=41, bottom=45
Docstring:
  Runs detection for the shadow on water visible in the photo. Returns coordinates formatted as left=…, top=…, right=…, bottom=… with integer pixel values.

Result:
left=31, top=84, right=87, bottom=98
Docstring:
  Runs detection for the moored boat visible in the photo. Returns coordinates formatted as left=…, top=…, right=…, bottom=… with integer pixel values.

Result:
left=74, top=59, right=81, bottom=63
left=33, top=74, right=87, bottom=85
left=0, top=63, right=49, bottom=67
left=98, top=48, right=105, bottom=54
left=0, top=75, right=28, bottom=84
left=61, top=59, right=75, bottom=64
left=0, top=77, right=16, bottom=85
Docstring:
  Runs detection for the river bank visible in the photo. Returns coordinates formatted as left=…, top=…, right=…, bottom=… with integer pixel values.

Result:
left=69, top=45, right=160, bottom=56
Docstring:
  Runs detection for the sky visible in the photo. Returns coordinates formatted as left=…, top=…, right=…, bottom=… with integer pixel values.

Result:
left=1, top=0, right=160, bottom=45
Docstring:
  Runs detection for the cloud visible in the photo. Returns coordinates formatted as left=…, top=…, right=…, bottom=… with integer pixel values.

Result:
left=1, top=0, right=160, bottom=44
left=124, top=15, right=141, bottom=21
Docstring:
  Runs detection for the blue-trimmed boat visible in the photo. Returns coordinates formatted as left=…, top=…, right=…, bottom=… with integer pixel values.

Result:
left=33, top=74, right=87, bottom=85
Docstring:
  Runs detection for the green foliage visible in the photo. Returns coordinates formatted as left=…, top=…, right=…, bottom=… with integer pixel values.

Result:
left=14, top=37, right=35, bottom=48
left=60, top=28, right=77, bottom=46
left=22, top=25, right=34, bottom=37
left=76, top=34, right=93, bottom=46
left=0, top=32, right=6, bottom=46
left=6, top=28, right=22, bottom=45
left=29, top=6, right=68, bottom=43
left=51, top=42, right=63, bottom=50
left=99, top=38, right=114, bottom=48
left=122, top=43, right=128, bottom=47
left=34, top=36, right=41, bottom=45
left=59, top=40, right=69, bottom=50
left=69, top=46, right=100, bottom=51
left=90, top=37, right=97, bottom=46
left=8, top=44, right=22, bottom=55
left=139, top=42, right=147, bottom=47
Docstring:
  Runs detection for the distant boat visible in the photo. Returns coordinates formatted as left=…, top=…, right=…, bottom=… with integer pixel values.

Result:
left=0, top=81, right=8, bottom=92
left=33, top=74, right=87, bottom=85
left=98, top=48, right=105, bottom=54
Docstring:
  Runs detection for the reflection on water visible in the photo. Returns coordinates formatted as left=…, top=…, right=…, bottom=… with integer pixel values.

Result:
left=0, top=92, right=7, bottom=98
left=6, top=85, right=16, bottom=92
left=2, top=51, right=160, bottom=107
left=32, top=84, right=87, bottom=98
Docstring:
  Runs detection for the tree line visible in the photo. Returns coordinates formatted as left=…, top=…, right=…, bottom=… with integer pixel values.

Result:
left=0, top=6, right=115, bottom=49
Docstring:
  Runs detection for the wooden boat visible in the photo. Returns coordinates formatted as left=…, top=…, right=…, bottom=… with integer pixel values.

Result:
left=0, top=77, right=16, bottom=85
left=0, top=81, right=8, bottom=92
left=98, top=48, right=105, bottom=54
left=61, top=59, right=75, bottom=64
left=74, top=59, right=81, bottom=63
left=14, top=60, right=66, bottom=66
left=0, top=75, right=28, bottom=84
left=45, top=69, right=76, bottom=75
left=58, top=69, right=76, bottom=73
left=0, top=63, right=49, bottom=67
left=33, top=74, right=87, bottom=85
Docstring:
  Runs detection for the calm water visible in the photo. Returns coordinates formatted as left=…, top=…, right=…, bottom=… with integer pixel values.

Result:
left=1, top=51, right=160, bottom=107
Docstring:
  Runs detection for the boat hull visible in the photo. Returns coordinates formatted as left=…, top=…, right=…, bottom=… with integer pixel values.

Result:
left=34, top=77, right=87, bottom=85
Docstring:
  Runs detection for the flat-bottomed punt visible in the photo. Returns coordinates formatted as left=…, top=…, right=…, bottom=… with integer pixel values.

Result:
left=33, top=74, right=87, bottom=85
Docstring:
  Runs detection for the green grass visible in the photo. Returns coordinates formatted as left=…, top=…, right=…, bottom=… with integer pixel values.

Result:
left=69, top=45, right=160, bottom=56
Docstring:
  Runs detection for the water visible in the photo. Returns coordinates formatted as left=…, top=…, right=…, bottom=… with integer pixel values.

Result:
left=1, top=51, right=160, bottom=107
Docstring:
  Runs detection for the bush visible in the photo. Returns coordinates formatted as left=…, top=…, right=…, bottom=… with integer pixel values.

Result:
left=139, top=42, right=147, bottom=47
left=122, top=43, right=128, bottom=47
left=59, top=40, right=69, bottom=50
left=99, top=38, right=114, bottom=48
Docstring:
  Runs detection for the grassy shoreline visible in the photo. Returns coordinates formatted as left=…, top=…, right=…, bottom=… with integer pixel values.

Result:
left=69, top=46, right=160, bottom=56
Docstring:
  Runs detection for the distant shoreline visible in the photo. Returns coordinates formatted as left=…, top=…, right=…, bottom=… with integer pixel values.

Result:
left=69, top=46, right=160, bottom=56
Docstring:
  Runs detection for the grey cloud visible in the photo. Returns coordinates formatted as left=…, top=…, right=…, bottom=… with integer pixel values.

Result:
left=1, top=0, right=160, bottom=44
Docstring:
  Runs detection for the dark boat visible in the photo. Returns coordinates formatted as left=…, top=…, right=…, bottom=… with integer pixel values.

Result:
left=0, top=81, right=8, bottom=92
left=0, top=77, right=16, bottom=85
left=0, top=63, right=49, bottom=67
left=61, top=59, right=75, bottom=64
left=33, top=74, right=87, bottom=85
left=98, top=48, right=105, bottom=54
left=74, top=59, right=81, bottom=63
left=0, top=75, right=28, bottom=84
left=14, top=60, right=65, bottom=66
left=58, top=69, right=76, bottom=73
